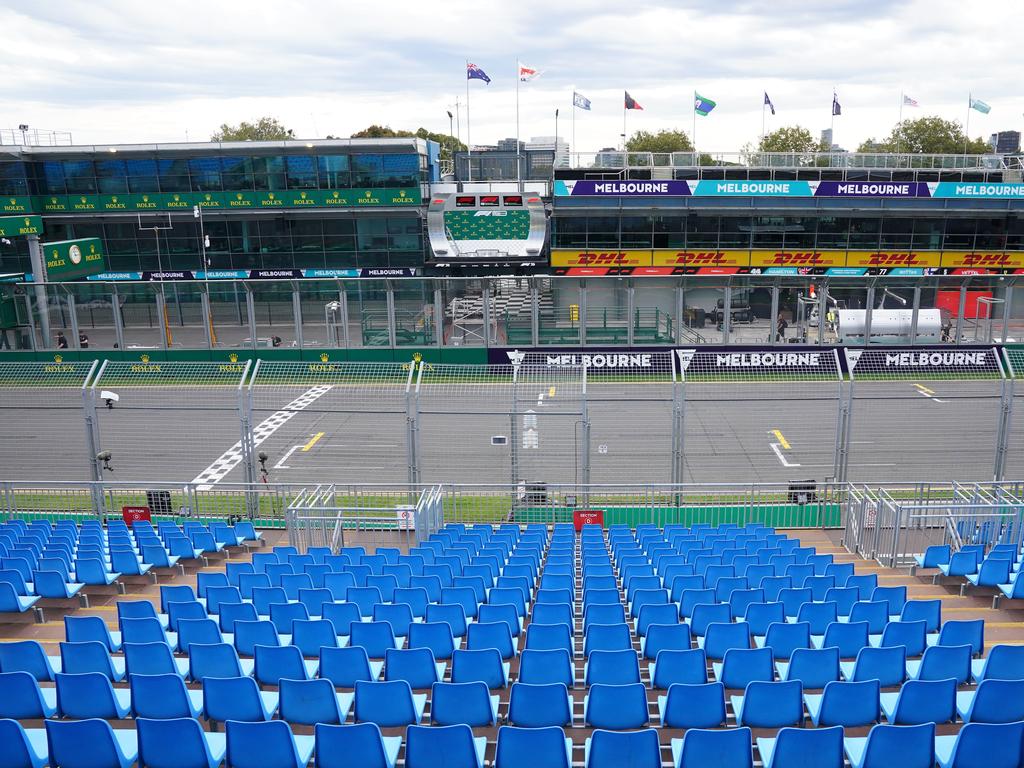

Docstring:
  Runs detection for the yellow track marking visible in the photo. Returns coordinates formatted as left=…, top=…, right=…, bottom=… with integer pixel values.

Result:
left=302, top=432, right=325, bottom=452
left=772, top=430, right=791, bottom=450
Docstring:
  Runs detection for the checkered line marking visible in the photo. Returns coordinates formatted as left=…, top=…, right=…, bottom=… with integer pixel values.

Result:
left=192, top=385, right=333, bottom=489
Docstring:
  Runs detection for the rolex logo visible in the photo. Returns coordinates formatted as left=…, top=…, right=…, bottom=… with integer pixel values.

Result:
left=399, top=190, right=405, bottom=196
left=173, top=194, right=180, bottom=201
left=142, top=195, right=149, bottom=202
left=365, top=191, right=371, bottom=197
left=9, top=198, right=15, bottom=205
left=111, top=196, right=118, bottom=203
left=50, top=197, right=58, bottom=204
left=229, top=353, right=239, bottom=363
left=300, top=192, right=307, bottom=199
left=320, top=353, right=329, bottom=362
left=332, top=191, right=340, bottom=198
left=140, top=354, right=151, bottom=363
left=23, top=217, right=30, bottom=226
left=268, top=193, right=275, bottom=200
left=53, top=354, right=63, bottom=363
left=81, top=197, right=87, bottom=203
left=236, top=193, right=243, bottom=199
left=412, top=352, right=423, bottom=363
left=204, top=194, right=211, bottom=201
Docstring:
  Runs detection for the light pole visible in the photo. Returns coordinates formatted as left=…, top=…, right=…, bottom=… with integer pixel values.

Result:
left=555, top=109, right=560, bottom=168
left=194, top=204, right=214, bottom=346
left=446, top=110, right=454, bottom=175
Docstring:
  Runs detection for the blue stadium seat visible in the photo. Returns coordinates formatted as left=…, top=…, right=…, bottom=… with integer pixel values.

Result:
left=64, top=615, right=122, bottom=652
left=278, top=677, right=353, bottom=726
left=350, top=621, right=400, bottom=659
left=430, top=681, right=498, bottom=727
left=841, top=645, right=907, bottom=687
left=956, top=678, right=1024, bottom=723
left=971, top=644, right=1024, bottom=682
left=906, top=643, right=972, bottom=684
left=290, top=619, right=340, bottom=659
left=1, top=641, right=61, bottom=682
left=404, top=723, right=486, bottom=768
left=813, top=620, right=869, bottom=658
left=202, top=675, right=278, bottom=723
left=879, top=677, right=957, bottom=724
left=130, top=672, right=203, bottom=719
left=582, top=624, right=632, bottom=657
left=507, top=682, right=572, bottom=727
left=585, top=728, right=661, bottom=768
left=659, top=681, right=727, bottom=728
left=384, top=647, right=445, bottom=689
left=225, top=720, right=315, bottom=768
left=124, top=641, right=189, bottom=678
left=934, top=721, right=1024, bottom=768
left=494, top=726, right=572, bottom=768
left=732, top=679, right=804, bottom=727
left=254, top=644, right=318, bottom=686
left=45, top=718, right=138, bottom=768
left=518, top=648, right=575, bottom=687
left=0, top=670, right=57, bottom=718
left=776, top=647, right=841, bottom=689
left=407, top=622, right=459, bottom=661
left=313, top=722, right=401, bottom=768
left=353, top=679, right=426, bottom=726
left=804, top=679, right=881, bottom=727
left=0, top=718, right=47, bottom=768
left=136, top=716, right=226, bottom=768
left=650, top=648, right=707, bottom=688
left=583, top=682, right=649, bottom=729
left=319, top=646, right=383, bottom=687
left=843, top=722, right=935, bottom=768
left=756, top=725, right=845, bottom=768
left=713, top=647, right=774, bottom=690
left=584, top=649, right=640, bottom=686
left=467, top=621, right=516, bottom=659
left=59, top=641, right=125, bottom=682
left=188, top=642, right=253, bottom=681
left=671, top=726, right=754, bottom=768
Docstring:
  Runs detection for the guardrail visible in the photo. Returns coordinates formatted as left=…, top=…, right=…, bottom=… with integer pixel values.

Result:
left=567, top=151, right=1012, bottom=170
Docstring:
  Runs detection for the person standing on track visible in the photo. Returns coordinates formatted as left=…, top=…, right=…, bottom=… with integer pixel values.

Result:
left=775, top=312, right=788, bottom=342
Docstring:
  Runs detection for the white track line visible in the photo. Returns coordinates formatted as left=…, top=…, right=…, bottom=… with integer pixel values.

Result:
left=192, top=385, right=333, bottom=489
left=770, top=442, right=802, bottom=468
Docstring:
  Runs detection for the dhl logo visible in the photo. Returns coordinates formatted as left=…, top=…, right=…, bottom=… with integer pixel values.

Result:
left=769, top=252, right=826, bottom=266
left=575, top=252, right=632, bottom=266
left=866, top=253, right=921, bottom=266
left=961, top=253, right=1011, bottom=267
left=671, top=251, right=728, bottom=265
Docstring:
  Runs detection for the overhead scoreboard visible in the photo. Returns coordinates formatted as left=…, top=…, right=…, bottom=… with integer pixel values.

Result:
left=426, top=192, right=547, bottom=270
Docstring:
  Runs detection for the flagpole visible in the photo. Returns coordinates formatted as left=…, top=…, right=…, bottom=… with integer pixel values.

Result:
left=515, top=59, right=521, bottom=182
left=964, top=93, right=971, bottom=156
left=896, top=90, right=903, bottom=156
left=692, top=91, right=697, bottom=159
left=466, top=60, right=472, bottom=182
left=761, top=99, right=766, bottom=143
left=829, top=90, right=836, bottom=153
left=571, top=86, right=576, bottom=162
left=622, top=101, right=627, bottom=153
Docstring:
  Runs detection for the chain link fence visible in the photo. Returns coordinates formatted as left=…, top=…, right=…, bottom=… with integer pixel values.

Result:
left=843, top=348, right=1006, bottom=483
left=0, top=349, right=1020, bottom=489
left=0, top=361, right=97, bottom=482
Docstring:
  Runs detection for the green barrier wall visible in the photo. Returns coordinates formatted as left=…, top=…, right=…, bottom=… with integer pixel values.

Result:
left=0, top=347, right=489, bottom=365
left=510, top=504, right=841, bottom=528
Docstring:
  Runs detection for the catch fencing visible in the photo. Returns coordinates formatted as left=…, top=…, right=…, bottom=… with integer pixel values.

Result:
left=0, top=346, right=1021, bottom=490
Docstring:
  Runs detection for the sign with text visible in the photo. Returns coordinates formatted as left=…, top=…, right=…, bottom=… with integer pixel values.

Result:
left=44, top=238, right=106, bottom=281
left=0, top=215, right=42, bottom=237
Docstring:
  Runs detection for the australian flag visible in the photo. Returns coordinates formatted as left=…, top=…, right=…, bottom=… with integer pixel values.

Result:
left=467, top=63, right=491, bottom=84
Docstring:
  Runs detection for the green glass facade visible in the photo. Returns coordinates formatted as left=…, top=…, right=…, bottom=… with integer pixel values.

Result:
left=0, top=139, right=435, bottom=275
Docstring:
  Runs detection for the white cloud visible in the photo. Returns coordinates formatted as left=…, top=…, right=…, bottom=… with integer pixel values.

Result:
left=3, top=0, right=1022, bottom=152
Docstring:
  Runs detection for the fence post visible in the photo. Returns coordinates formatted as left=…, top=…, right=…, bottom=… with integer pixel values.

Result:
left=240, top=360, right=259, bottom=518
left=406, top=361, right=420, bottom=488
left=994, top=350, right=1013, bottom=481
left=510, top=360, right=520, bottom=487
left=832, top=350, right=851, bottom=483
left=83, top=360, right=106, bottom=516
left=580, top=364, right=591, bottom=500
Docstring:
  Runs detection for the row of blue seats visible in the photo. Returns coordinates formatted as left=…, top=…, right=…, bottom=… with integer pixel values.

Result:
left=4, top=714, right=1019, bottom=768
left=916, top=543, right=1024, bottom=601
left=5, top=664, right=1023, bottom=729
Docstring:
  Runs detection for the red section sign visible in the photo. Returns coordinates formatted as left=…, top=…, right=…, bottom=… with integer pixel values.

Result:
left=121, top=505, right=152, bottom=526
left=573, top=509, right=605, bottom=532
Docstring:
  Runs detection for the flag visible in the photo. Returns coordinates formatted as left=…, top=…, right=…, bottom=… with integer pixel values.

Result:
left=764, top=92, right=775, bottom=115
left=903, top=94, right=919, bottom=107
left=694, top=92, right=716, bottom=116
left=970, top=97, right=991, bottom=114
left=518, top=62, right=541, bottom=82
left=573, top=91, right=591, bottom=111
left=467, top=62, right=490, bottom=84
left=624, top=91, right=643, bottom=110
left=832, top=93, right=841, bottom=116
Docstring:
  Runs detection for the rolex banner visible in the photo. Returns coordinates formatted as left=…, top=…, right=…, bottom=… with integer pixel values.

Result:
left=44, top=238, right=106, bottom=281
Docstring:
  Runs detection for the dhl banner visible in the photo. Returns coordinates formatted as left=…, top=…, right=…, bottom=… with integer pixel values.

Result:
left=550, top=249, right=1024, bottom=272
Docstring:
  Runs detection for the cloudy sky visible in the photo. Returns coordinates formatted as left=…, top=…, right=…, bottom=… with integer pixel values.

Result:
left=3, top=0, right=1022, bottom=154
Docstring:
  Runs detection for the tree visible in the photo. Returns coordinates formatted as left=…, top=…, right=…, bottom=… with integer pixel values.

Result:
left=211, top=117, right=294, bottom=142
left=625, top=129, right=694, bottom=153
left=758, top=125, right=826, bottom=153
left=857, top=116, right=990, bottom=154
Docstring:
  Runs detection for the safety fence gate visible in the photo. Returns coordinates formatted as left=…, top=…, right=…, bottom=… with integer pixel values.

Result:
left=285, top=483, right=442, bottom=551
left=842, top=481, right=1024, bottom=567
